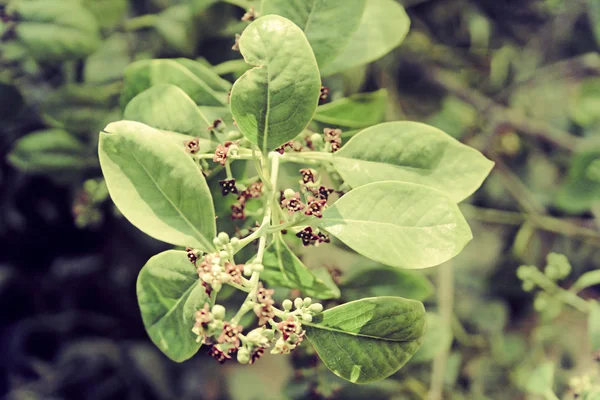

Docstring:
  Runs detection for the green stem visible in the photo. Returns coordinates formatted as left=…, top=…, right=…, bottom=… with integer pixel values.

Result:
left=528, top=269, right=590, bottom=313
left=124, top=14, right=158, bottom=31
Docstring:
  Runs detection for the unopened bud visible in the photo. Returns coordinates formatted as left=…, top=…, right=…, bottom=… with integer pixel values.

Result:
left=303, top=297, right=312, bottom=307
left=283, top=189, right=296, bottom=199
left=212, top=305, right=226, bottom=320
left=301, top=313, right=313, bottom=323
left=218, top=232, right=230, bottom=244
left=237, top=347, right=250, bottom=364
left=252, top=263, right=264, bottom=272
left=282, top=299, right=293, bottom=311
left=230, top=237, right=240, bottom=247
left=308, top=303, right=323, bottom=313
left=310, top=133, right=323, bottom=145
left=219, top=250, right=229, bottom=259
left=294, top=297, right=303, bottom=310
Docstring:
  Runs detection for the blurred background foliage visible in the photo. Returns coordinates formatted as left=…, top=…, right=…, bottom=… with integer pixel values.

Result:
left=1, top=0, right=600, bottom=399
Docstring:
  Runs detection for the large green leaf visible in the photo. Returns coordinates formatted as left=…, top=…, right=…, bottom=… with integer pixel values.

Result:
left=260, top=0, right=366, bottom=68
left=7, top=0, right=101, bottom=61
left=320, top=0, right=410, bottom=77
left=154, top=5, right=197, bottom=56
left=124, top=84, right=212, bottom=139
left=121, top=59, right=227, bottom=110
left=332, top=122, right=494, bottom=202
left=261, top=234, right=340, bottom=299
left=137, top=250, right=208, bottom=362
left=318, top=181, right=472, bottom=269
left=304, top=297, right=426, bottom=383
left=313, top=89, right=388, bottom=129
left=99, top=121, right=216, bottom=250
left=229, top=15, right=321, bottom=152
left=8, top=129, right=93, bottom=173
left=341, top=265, right=433, bottom=301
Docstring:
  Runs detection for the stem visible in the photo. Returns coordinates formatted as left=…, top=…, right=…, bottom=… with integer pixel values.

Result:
left=528, top=269, right=590, bottom=313
left=231, top=153, right=280, bottom=325
left=428, top=264, right=454, bottom=400
left=124, top=14, right=158, bottom=31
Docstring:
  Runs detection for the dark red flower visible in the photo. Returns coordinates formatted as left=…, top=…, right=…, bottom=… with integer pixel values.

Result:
left=296, top=227, right=320, bottom=246
left=299, top=169, right=316, bottom=184
left=305, top=196, right=327, bottom=218
left=281, top=192, right=306, bottom=215
left=219, top=179, right=238, bottom=196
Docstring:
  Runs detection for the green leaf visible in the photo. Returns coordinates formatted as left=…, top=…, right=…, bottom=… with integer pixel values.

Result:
left=229, top=15, right=321, bottom=152
left=261, top=234, right=340, bottom=299
left=260, top=0, right=366, bottom=68
left=525, top=362, right=555, bottom=396
left=84, top=34, right=131, bottom=84
left=137, top=250, right=208, bottom=362
left=313, top=89, right=388, bottom=129
left=331, top=122, right=494, bottom=202
left=7, top=0, right=101, bottom=61
left=8, top=129, right=92, bottom=173
left=124, top=84, right=212, bottom=139
left=98, top=121, right=216, bottom=250
left=318, top=181, right=473, bottom=269
left=589, top=301, right=600, bottom=352
left=556, top=148, right=600, bottom=213
left=175, top=58, right=232, bottom=93
left=341, top=265, right=433, bottom=302
left=121, top=59, right=227, bottom=110
left=154, top=5, right=197, bottom=56
left=570, top=78, right=600, bottom=129
left=83, top=0, right=128, bottom=29
left=589, top=0, right=600, bottom=46
left=304, top=296, right=426, bottom=383
left=320, top=0, right=410, bottom=77
left=411, top=313, right=452, bottom=363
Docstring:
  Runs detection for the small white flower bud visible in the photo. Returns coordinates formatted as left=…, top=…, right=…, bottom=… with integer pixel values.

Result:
left=211, top=265, right=222, bottom=274
left=303, top=297, right=312, bottom=307
left=213, top=237, right=221, bottom=247
left=219, top=250, right=229, bottom=259
left=302, top=313, right=313, bottom=323
left=212, top=281, right=222, bottom=292
left=230, top=237, right=240, bottom=247
left=308, top=303, right=323, bottom=313
left=212, top=257, right=221, bottom=265
left=310, top=133, right=323, bottom=145
left=237, top=347, right=250, bottom=364
left=243, top=264, right=252, bottom=276
left=283, top=188, right=296, bottom=199
left=218, top=232, right=230, bottom=244
left=282, top=299, right=293, bottom=311
left=294, top=297, right=303, bottom=310
left=252, top=263, right=264, bottom=272
left=211, top=305, right=226, bottom=320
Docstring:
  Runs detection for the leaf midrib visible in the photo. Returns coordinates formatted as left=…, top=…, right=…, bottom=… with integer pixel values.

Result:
left=321, top=217, right=458, bottom=231
left=304, top=321, right=418, bottom=342
left=148, top=280, right=199, bottom=331
left=129, top=150, right=213, bottom=250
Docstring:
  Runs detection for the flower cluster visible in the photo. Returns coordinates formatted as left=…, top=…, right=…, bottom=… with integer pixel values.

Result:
left=192, top=295, right=324, bottom=365
left=213, top=141, right=238, bottom=166
left=296, top=227, right=330, bottom=247
left=231, top=181, right=263, bottom=220
left=323, top=128, right=342, bottom=153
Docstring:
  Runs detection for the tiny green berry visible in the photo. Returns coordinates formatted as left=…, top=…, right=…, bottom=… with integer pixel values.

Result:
left=218, top=232, right=230, bottom=244
left=212, top=305, right=226, bottom=320
left=282, top=299, right=293, bottom=311
left=283, top=188, right=296, bottom=199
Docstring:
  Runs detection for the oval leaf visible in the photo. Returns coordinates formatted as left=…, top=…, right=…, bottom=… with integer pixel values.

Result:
left=137, top=250, right=208, bottom=362
left=124, top=84, right=212, bottom=138
left=320, top=0, right=410, bottom=76
left=305, top=296, right=426, bottom=383
left=332, top=122, right=494, bottom=202
left=318, top=181, right=473, bottom=269
left=121, top=59, right=227, bottom=110
left=229, top=15, right=321, bottom=152
left=99, top=121, right=216, bottom=250
left=260, top=0, right=366, bottom=68
left=313, top=89, right=388, bottom=129
left=261, top=234, right=340, bottom=299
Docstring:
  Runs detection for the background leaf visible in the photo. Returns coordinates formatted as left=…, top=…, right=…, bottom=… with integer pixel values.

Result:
left=589, top=301, right=600, bottom=352
left=229, top=15, right=321, bottom=152
left=261, top=234, right=340, bottom=299
left=305, top=296, right=426, bottom=383
left=320, top=0, right=410, bottom=77
left=99, top=121, right=216, bottom=250
left=411, top=313, right=453, bottom=363
left=332, top=122, right=494, bottom=202
left=313, top=89, right=388, bottom=129
left=137, top=250, right=208, bottom=362
left=260, top=0, right=366, bottom=69
left=319, top=181, right=473, bottom=269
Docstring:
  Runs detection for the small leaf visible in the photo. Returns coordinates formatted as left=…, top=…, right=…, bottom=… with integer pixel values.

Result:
left=313, top=89, right=388, bottom=129
left=137, top=250, right=208, bottom=362
left=83, top=0, right=128, bottom=29
left=99, top=121, right=216, bottom=250
left=305, top=296, right=426, bottom=383
left=556, top=148, right=600, bottom=213
left=84, top=34, right=131, bottom=84
left=332, top=122, right=494, bottom=202
left=261, top=234, right=340, bottom=299
left=175, top=58, right=232, bottom=93
left=124, top=84, right=212, bottom=138
left=260, top=0, right=366, bottom=68
left=154, top=5, right=197, bottom=56
left=8, top=129, right=92, bottom=174
left=8, top=0, right=101, bottom=61
left=411, top=313, right=452, bottom=363
left=121, top=59, right=227, bottom=110
left=229, top=15, right=321, bottom=152
left=572, top=270, right=600, bottom=293
left=320, top=0, right=410, bottom=77
left=318, top=181, right=472, bottom=269
left=589, top=301, right=600, bottom=352
left=341, top=265, right=433, bottom=301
